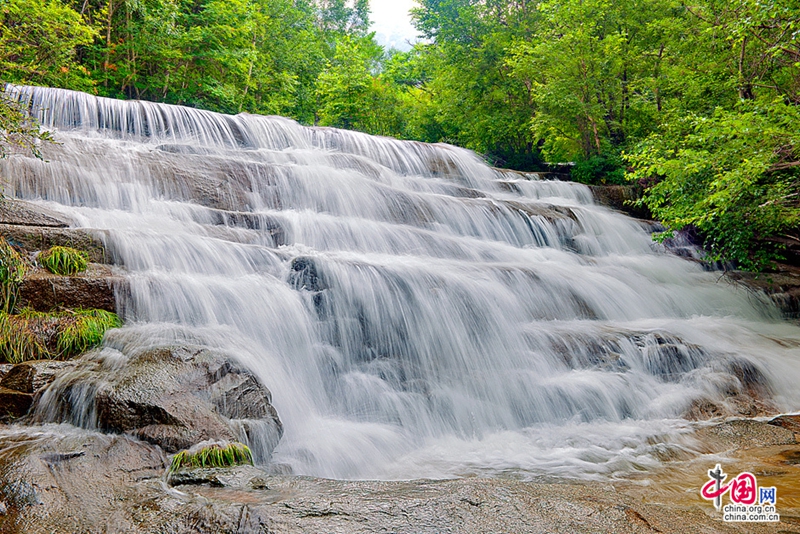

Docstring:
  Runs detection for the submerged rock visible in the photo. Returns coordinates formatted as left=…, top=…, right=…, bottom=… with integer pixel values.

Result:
left=34, top=346, right=283, bottom=458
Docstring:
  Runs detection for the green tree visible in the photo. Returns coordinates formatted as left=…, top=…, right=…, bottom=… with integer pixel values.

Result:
left=410, top=0, right=544, bottom=169
left=0, top=0, right=97, bottom=90
left=627, top=0, right=800, bottom=269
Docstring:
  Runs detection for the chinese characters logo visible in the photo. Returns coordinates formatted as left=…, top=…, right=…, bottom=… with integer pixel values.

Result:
left=701, top=464, right=779, bottom=522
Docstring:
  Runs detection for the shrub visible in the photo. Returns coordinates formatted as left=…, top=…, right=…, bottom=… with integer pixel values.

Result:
left=169, top=442, right=254, bottom=473
left=38, top=246, right=89, bottom=275
left=571, top=152, right=626, bottom=185
left=0, top=237, right=28, bottom=313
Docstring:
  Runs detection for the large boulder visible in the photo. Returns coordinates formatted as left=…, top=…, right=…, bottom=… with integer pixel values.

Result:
left=34, top=346, right=283, bottom=459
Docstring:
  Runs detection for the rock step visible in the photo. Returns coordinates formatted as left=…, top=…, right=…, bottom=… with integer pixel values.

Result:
left=0, top=198, right=71, bottom=228
left=18, top=265, right=124, bottom=313
left=0, top=224, right=108, bottom=264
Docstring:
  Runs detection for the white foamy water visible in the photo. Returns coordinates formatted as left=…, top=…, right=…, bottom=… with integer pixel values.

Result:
left=2, top=85, right=799, bottom=480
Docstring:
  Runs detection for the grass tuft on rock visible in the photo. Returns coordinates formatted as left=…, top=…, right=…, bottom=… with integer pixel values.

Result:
left=169, top=442, right=253, bottom=473
left=0, top=308, right=121, bottom=363
left=0, top=313, right=47, bottom=363
left=56, top=308, right=121, bottom=357
left=0, top=237, right=28, bottom=313
left=38, top=246, right=89, bottom=276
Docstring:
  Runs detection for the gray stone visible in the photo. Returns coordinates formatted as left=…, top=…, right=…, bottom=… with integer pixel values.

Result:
left=37, top=346, right=283, bottom=457
left=0, top=360, right=77, bottom=394
left=0, top=198, right=71, bottom=228
left=18, top=264, right=124, bottom=313
left=0, top=224, right=108, bottom=263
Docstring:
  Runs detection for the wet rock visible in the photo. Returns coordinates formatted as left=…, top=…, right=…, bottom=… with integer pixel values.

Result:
left=18, top=264, right=124, bottom=312
left=0, top=365, right=36, bottom=393
left=695, top=419, right=796, bottom=450
left=768, top=414, right=800, bottom=435
left=0, top=387, right=33, bottom=420
left=728, top=358, right=772, bottom=398
left=0, top=364, right=12, bottom=382
left=0, top=224, right=108, bottom=263
left=685, top=395, right=776, bottom=421
left=0, top=423, right=791, bottom=534
left=588, top=185, right=652, bottom=220
left=728, top=265, right=800, bottom=320
left=685, top=397, right=726, bottom=421
left=0, top=360, right=76, bottom=394
left=0, top=425, right=167, bottom=533
left=41, top=346, right=283, bottom=457
left=167, top=464, right=270, bottom=488
left=210, top=373, right=278, bottom=420
left=290, top=256, right=327, bottom=291
left=0, top=198, right=71, bottom=228
left=205, top=208, right=286, bottom=246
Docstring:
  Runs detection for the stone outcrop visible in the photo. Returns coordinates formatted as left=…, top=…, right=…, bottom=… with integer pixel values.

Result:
left=1, top=197, right=121, bottom=313
left=589, top=185, right=652, bottom=219
left=0, top=360, right=77, bottom=395
left=18, top=264, right=124, bottom=313
left=0, top=387, right=33, bottom=420
left=35, top=346, right=283, bottom=458
left=0, top=361, right=77, bottom=421
left=0, top=198, right=71, bottom=228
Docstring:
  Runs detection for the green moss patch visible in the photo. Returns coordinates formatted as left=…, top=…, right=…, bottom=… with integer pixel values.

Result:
left=38, top=246, right=89, bottom=276
left=169, top=442, right=253, bottom=473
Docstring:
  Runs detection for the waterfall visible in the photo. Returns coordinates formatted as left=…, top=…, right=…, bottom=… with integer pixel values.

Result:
left=2, top=85, right=799, bottom=481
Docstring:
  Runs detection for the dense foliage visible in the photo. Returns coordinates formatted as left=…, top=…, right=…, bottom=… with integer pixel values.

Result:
left=0, top=0, right=798, bottom=268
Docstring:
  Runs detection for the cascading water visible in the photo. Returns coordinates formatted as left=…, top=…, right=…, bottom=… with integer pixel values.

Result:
left=2, top=85, right=799, bottom=481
